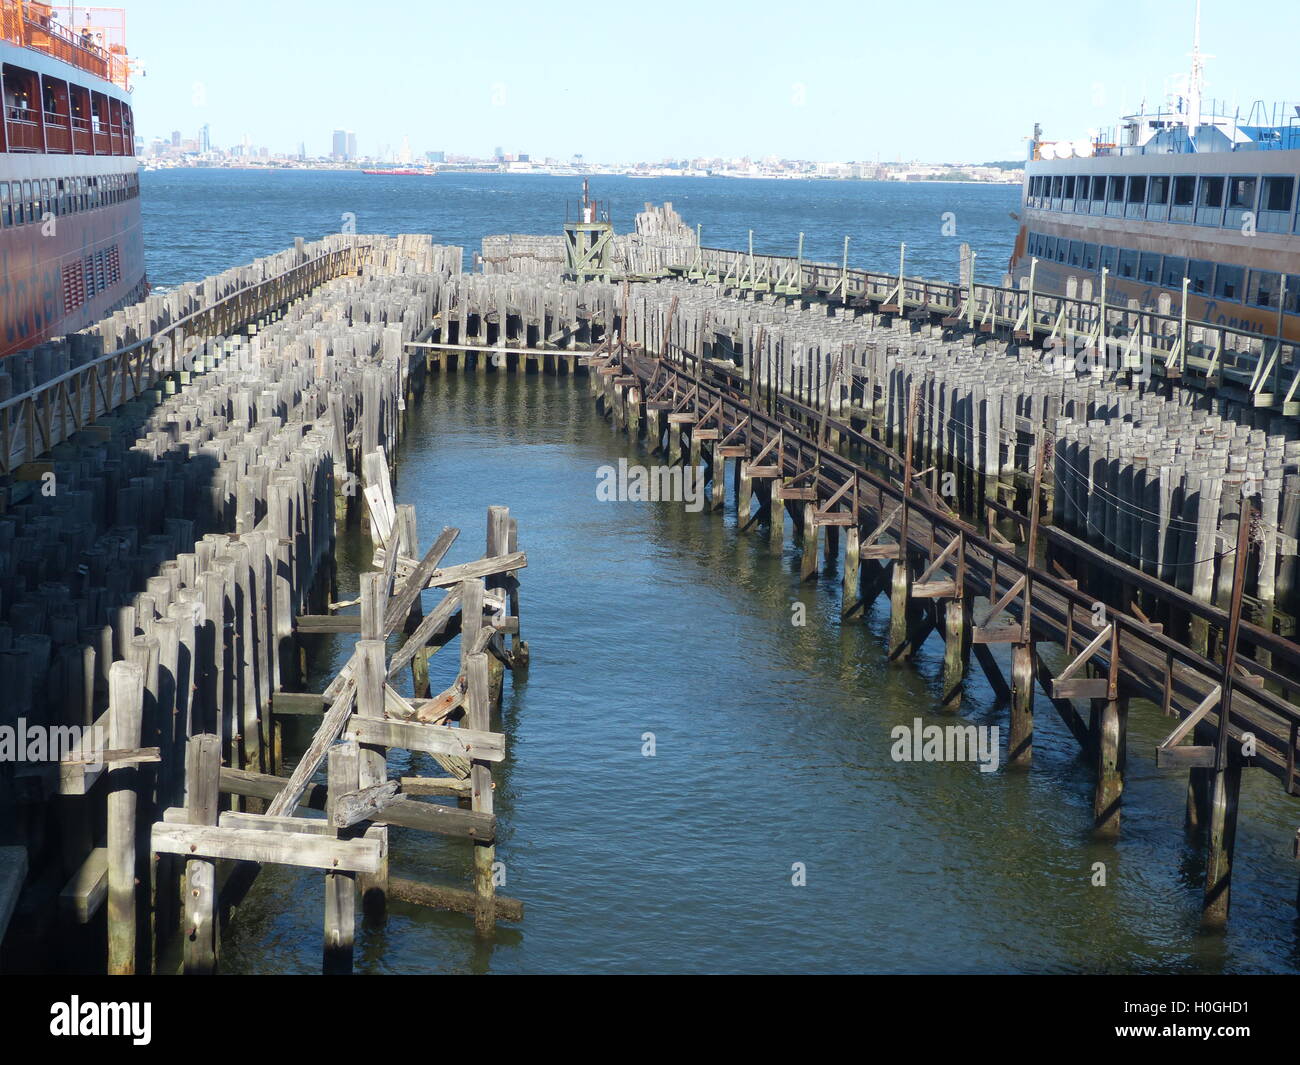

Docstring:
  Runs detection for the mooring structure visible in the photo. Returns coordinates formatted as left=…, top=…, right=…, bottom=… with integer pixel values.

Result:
left=3, top=203, right=1300, bottom=974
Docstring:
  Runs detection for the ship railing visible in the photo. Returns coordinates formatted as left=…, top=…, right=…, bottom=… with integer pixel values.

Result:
left=0, top=2, right=131, bottom=90
left=3, top=107, right=40, bottom=150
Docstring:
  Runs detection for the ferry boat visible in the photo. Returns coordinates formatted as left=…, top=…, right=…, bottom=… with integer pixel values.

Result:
left=1011, top=3, right=1300, bottom=341
left=1, top=2, right=145, bottom=359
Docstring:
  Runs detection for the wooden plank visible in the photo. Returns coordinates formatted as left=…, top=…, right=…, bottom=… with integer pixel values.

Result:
left=972, top=625, right=1023, bottom=644
left=330, top=780, right=401, bottom=828
left=59, top=846, right=107, bottom=925
left=400, top=776, right=472, bottom=797
left=219, top=766, right=329, bottom=810
left=151, top=823, right=382, bottom=875
left=345, top=717, right=505, bottom=762
left=1052, top=678, right=1110, bottom=699
left=911, top=580, right=958, bottom=600
left=1156, top=746, right=1217, bottom=768
left=295, top=615, right=361, bottom=634
left=374, top=797, right=495, bottom=842
left=217, top=811, right=335, bottom=835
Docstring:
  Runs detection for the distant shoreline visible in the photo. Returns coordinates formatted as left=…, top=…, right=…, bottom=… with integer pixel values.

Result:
left=142, top=165, right=1021, bottom=186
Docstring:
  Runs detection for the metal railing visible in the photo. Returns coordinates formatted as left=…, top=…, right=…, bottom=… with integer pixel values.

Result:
left=0, top=2, right=130, bottom=90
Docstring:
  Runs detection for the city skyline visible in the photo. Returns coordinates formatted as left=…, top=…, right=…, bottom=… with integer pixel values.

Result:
left=120, top=0, right=1300, bottom=165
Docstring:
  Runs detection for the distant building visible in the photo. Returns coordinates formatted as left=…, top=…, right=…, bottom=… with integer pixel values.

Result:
left=331, top=129, right=347, bottom=160
left=346, top=131, right=357, bottom=160
left=170, top=130, right=181, bottom=147
left=426, top=150, right=445, bottom=163
left=199, top=124, right=210, bottom=153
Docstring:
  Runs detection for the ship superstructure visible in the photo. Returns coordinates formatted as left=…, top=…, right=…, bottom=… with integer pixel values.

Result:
left=1, top=1, right=144, bottom=358
left=1011, top=2, right=1300, bottom=342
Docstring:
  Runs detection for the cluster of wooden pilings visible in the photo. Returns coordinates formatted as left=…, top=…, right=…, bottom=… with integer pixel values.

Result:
left=1056, top=407, right=1300, bottom=646
left=157, top=446, right=527, bottom=974
left=460, top=240, right=1300, bottom=640
left=0, top=233, right=534, bottom=973
left=406, top=223, right=1300, bottom=931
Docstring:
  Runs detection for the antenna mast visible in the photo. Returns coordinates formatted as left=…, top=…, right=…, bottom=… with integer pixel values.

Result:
left=1187, top=0, right=1204, bottom=131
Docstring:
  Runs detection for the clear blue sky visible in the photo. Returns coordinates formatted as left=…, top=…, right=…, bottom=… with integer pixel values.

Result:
left=118, top=0, right=1299, bottom=162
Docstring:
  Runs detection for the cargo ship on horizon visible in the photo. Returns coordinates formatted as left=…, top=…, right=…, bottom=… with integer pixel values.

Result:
left=0, top=1, right=145, bottom=360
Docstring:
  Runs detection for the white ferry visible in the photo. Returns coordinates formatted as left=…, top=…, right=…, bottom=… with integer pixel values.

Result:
left=1011, top=2, right=1300, bottom=342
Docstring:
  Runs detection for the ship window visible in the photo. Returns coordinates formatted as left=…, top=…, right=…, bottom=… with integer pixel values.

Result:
left=1198, top=177, right=1225, bottom=208
left=1068, top=240, right=1083, bottom=266
left=1284, top=278, right=1300, bottom=315
left=1055, top=239, right=1068, bottom=263
left=23, top=180, right=32, bottom=222
left=1227, top=177, right=1257, bottom=210
left=1187, top=260, right=1214, bottom=294
left=1082, top=243, right=1098, bottom=270
left=1214, top=265, right=1244, bottom=301
left=0, top=184, right=8, bottom=227
left=1107, top=176, right=1125, bottom=202
left=1148, top=176, right=1170, bottom=204
left=1116, top=249, right=1138, bottom=279
left=1262, top=176, right=1293, bottom=211
left=1050, top=175, right=1063, bottom=198
left=1127, top=177, right=1147, bottom=203
left=1138, top=253, right=1161, bottom=283
left=1063, top=176, right=1076, bottom=199
left=1246, top=270, right=1282, bottom=309
left=1092, top=176, right=1106, bottom=200
left=1100, top=246, right=1117, bottom=273
left=1161, top=256, right=1187, bottom=288
left=1173, top=176, right=1196, bottom=206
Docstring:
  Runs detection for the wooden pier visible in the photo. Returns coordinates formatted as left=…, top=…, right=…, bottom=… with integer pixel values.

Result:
left=3, top=206, right=1300, bottom=972
left=407, top=218, right=1300, bottom=933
